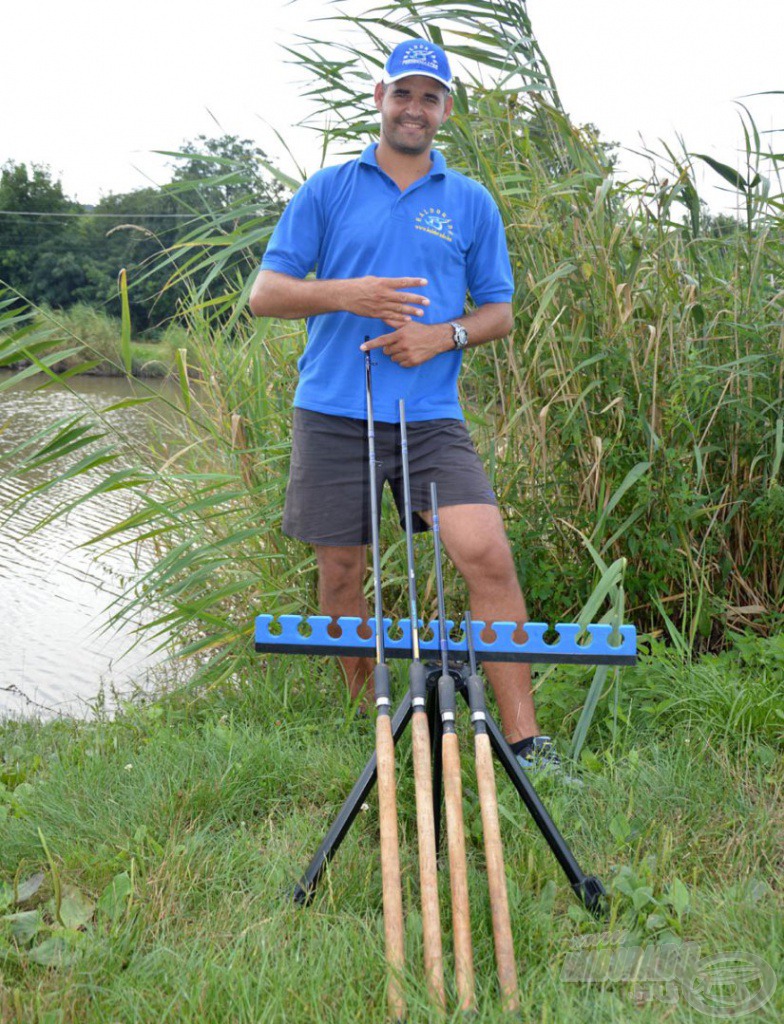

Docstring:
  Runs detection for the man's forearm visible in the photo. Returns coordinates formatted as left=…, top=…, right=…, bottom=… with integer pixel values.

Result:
left=249, top=270, right=348, bottom=319
left=454, top=302, right=514, bottom=348
left=249, top=269, right=431, bottom=326
left=399, top=303, right=514, bottom=359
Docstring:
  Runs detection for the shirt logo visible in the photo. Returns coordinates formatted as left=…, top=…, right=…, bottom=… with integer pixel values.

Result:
left=415, top=206, right=454, bottom=243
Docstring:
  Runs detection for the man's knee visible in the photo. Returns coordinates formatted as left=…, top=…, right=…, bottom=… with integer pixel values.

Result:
left=458, top=533, right=516, bottom=584
left=316, top=546, right=367, bottom=604
left=440, top=508, right=516, bottom=582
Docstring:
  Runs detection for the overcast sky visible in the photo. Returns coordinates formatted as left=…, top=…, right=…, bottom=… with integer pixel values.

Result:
left=2, top=0, right=782, bottom=214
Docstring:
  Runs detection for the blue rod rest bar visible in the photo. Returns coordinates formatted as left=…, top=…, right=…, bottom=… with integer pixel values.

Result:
left=254, top=615, right=637, bottom=665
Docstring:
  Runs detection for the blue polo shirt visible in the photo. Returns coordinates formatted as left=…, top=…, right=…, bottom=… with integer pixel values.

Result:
left=261, top=144, right=513, bottom=422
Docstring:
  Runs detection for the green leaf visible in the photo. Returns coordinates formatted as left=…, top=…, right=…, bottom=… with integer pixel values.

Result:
left=590, top=462, right=651, bottom=544
left=0, top=868, right=45, bottom=909
left=690, top=302, right=706, bottom=326
left=579, top=749, right=602, bottom=772
left=27, top=933, right=80, bottom=967
left=176, top=347, right=191, bottom=412
left=57, top=885, right=95, bottom=931
left=666, top=878, right=690, bottom=918
left=37, top=829, right=61, bottom=925
left=679, top=178, right=701, bottom=237
left=771, top=417, right=783, bottom=482
left=646, top=912, right=668, bottom=932
left=611, top=868, right=637, bottom=897
left=118, top=267, right=132, bottom=375
left=578, top=557, right=626, bottom=627
left=570, top=665, right=610, bottom=761
left=102, top=396, right=159, bottom=412
left=632, top=886, right=655, bottom=910
left=693, top=153, right=749, bottom=192
left=97, top=872, right=133, bottom=923
left=2, top=909, right=44, bottom=945
left=609, top=811, right=631, bottom=845
left=14, top=871, right=45, bottom=905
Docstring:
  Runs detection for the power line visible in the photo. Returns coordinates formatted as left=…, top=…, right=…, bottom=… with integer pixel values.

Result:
left=0, top=210, right=198, bottom=219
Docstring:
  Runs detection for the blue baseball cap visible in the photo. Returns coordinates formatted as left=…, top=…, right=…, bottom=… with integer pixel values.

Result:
left=382, top=38, right=452, bottom=91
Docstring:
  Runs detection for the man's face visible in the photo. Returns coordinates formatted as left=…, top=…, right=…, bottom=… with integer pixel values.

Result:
left=374, top=76, right=453, bottom=156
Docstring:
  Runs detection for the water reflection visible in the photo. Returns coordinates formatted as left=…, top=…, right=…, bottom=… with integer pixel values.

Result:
left=0, top=372, right=179, bottom=718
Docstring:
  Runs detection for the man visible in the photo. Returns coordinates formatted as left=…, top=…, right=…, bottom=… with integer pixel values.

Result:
left=249, top=38, right=559, bottom=772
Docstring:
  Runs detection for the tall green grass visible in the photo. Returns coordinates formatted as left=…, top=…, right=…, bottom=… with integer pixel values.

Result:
left=282, top=1, right=783, bottom=641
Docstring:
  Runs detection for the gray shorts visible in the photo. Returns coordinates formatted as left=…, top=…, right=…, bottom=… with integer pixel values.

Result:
left=283, top=409, right=497, bottom=546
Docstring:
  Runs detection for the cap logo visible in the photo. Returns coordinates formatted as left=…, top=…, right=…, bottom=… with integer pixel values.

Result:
left=401, top=42, right=440, bottom=71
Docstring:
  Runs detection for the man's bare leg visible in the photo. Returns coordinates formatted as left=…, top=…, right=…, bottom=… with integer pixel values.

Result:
left=315, top=545, right=374, bottom=704
left=420, top=504, right=539, bottom=744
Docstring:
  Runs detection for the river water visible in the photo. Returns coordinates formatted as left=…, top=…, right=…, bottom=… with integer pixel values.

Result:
left=0, top=372, right=178, bottom=719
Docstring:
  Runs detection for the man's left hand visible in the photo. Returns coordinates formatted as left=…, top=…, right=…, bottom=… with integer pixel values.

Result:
left=360, top=322, right=453, bottom=367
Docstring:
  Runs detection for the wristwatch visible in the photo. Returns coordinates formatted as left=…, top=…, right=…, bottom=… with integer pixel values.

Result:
left=450, top=321, right=469, bottom=350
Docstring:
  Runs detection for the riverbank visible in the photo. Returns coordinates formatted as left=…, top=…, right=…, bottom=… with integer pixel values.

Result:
left=4, top=304, right=188, bottom=379
left=1, top=637, right=781, bottom=1022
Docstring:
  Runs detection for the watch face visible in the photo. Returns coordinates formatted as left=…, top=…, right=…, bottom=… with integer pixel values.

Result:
left=452, top=323, right=468, bottom=349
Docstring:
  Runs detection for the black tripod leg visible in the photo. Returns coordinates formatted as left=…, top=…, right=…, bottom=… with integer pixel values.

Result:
left=293, top=692, right=414, bottom=905
left=469, top=693, right=607, bottom=916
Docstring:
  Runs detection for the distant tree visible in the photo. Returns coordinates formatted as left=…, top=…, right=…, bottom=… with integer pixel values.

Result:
left=162, top=134, right=288, bottom=317
left=0, top=162, right=188, bottom=330
left=0, top=161, right=83, bottom=305
left=702, top=210, right=742, bottom=238
left=168, top=133, right=286, bottom=217
left=0, top=137, right=287, bottom=330
left=0, top=160, right=75, bottom=217
left=82, top=187, right=186, bottom=329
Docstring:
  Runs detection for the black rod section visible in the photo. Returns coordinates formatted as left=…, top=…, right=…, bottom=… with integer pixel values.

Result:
left=365, top=352, right=391, bottom=713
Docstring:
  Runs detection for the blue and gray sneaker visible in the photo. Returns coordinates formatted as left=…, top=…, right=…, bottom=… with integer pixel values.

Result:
left=513, top=735, right=583, bottom=785
left=514, top=735, right=562, bottom=773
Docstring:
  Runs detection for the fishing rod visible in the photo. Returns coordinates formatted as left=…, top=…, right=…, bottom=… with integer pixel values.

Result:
left=464, top=610, right=519, bottom=1012
left=399, top=400, right=445, bottom=1012
left=366, top=354, right=405, bottom=1021
left=430, top=481, right=475, bottom=1013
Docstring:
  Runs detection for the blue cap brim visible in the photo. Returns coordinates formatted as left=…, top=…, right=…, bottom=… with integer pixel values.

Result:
left=382, top=70, right=451, bottom=92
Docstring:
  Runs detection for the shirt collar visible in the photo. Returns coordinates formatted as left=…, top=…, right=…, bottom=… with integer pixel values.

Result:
left=360, top=143, right=447, bottom=179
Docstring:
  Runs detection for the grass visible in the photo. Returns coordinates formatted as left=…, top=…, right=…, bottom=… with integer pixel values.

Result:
left=1, top=642, right=781, bottom=1023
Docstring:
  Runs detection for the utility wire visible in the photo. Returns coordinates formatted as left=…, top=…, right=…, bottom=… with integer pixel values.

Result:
left=0, top=210, right=198, bottom=219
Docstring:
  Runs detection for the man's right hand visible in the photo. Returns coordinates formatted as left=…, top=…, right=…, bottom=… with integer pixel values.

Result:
left=340, top=276, right=430, bottom=328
